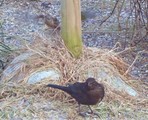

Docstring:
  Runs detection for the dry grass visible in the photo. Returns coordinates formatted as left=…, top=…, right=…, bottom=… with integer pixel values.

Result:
left=0, top=36, right=147, bottom=119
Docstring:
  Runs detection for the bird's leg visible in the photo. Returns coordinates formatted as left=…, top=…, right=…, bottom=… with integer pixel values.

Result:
left=78, top=105, right=99, bottom=117
left=87, top=105, right=100, bottom=117
left=88, top=105, right=93, bottom=113
left=78, top=104, right=87, bottom=117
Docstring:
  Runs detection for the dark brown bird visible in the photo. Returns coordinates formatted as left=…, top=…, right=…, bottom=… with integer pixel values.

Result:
left=47, top=78, right=105, bottom=114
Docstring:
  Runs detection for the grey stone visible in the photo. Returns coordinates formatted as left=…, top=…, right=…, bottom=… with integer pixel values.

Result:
left=86, top=66, right=138, bottom=97
left=1, top=52, right=35, bottom=81
left=27, top=68, right=61, bottom=84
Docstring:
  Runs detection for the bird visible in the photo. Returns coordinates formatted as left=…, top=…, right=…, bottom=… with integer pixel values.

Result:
left=36, top=15, right=60, bottom=30
left=47, top=77, right=105, bottom=114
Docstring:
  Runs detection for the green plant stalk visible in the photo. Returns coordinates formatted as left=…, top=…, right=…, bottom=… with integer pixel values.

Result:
left=61, top=0, right=82, bottom=58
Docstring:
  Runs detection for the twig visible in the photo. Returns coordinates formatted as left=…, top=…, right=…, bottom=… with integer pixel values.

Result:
left=130, top=34, right=147, bottom=47
left=116, top=47, right=135, bottom=55
left=136, top=0, right=146, bottom=25
left=100, top=0, right=120, bottom=26
left=123, top=50, right=147, bottom=75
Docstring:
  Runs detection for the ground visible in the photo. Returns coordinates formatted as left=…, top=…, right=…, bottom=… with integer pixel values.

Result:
left=0, top=0, right=147, bottom=120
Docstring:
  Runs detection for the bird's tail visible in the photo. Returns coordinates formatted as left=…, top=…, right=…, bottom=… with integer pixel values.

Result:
left=47, top=84, right=72, bottom=94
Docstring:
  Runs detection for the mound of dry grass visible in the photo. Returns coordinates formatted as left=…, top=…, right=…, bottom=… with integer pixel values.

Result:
left=0, top=36, right=147, bottom=119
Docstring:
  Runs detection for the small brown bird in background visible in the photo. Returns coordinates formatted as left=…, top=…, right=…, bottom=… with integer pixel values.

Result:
left=47, top=78, right=105, bottom=115
left=37, top=15, right=60, bottom=30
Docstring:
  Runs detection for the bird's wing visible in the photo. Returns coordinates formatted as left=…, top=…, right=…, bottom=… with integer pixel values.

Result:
left=68, top=82, right=91, bottom=104
left=69, top=82, right=86, bottom=93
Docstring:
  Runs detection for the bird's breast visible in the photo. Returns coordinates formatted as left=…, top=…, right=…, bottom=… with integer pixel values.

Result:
left=86, top=89, right=104, bottom=105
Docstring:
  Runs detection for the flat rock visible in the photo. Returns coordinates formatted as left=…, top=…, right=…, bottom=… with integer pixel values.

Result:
left=27, top=68, right=61, bottom=84
left=1, top=51, right=35, bottom=81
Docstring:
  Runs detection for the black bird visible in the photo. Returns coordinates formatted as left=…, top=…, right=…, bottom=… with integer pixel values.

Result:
left=47, top=78, right=105, bottom=114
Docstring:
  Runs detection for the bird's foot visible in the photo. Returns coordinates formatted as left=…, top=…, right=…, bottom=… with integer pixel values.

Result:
left=87, top=111, right=100, bottom=118
left=79, top=112, right=88, bottom=117
left=79, top=112, right=100, bottom=118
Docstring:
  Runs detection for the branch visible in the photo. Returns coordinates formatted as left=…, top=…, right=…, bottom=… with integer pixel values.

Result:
left=100, top=0, right=120, bottom=26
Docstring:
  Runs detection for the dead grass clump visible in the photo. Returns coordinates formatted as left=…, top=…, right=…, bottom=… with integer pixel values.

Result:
left=0, top=36, right=147, bottom=119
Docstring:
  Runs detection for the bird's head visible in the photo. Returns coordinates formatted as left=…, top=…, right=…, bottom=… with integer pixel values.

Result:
left=86, top=78, right=97, bottom=89
left=86, top=78, right=104, bottom=91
